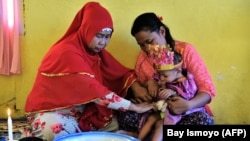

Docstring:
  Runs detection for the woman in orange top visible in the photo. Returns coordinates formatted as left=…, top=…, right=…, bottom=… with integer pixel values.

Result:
left=117, top=12, right=216, bottom=141
left=131, top=12, right=215, bottom=118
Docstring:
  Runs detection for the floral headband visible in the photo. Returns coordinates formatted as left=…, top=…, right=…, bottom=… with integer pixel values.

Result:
left=147, top=44, right=182, bottom=70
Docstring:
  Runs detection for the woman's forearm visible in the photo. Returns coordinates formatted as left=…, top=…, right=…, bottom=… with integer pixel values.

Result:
left=188, top=92, right=211, bottom=110
left=94, top=92, right=131, bottom=111
left=94, top=92, right=155, bottom=113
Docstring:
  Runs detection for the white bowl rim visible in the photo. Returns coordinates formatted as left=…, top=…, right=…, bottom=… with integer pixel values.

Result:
left=53, top=131, right=140, bottom=141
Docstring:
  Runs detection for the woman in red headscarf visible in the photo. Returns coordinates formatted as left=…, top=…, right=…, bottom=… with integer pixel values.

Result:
left=24, top=2, right=154, bottom=141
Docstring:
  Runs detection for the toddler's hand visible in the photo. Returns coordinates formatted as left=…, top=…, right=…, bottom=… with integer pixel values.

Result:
left=158, top=88, right=176, bottom=100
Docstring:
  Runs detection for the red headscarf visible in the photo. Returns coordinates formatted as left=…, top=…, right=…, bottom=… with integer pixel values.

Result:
left=25, top=2, right=136, bottom=130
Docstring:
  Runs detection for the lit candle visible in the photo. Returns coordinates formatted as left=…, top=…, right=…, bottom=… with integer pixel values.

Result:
left=7, top=108, right=13, bottom=141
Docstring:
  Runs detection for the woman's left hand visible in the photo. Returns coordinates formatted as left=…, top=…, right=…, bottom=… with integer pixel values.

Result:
left=147, top=79, right=159, bottom=97
left=166, top=95, right=191, bottom=115
left=131, top=81, right=153, bottom=103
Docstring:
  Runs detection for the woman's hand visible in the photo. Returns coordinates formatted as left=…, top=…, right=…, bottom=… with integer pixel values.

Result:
left=146, top=79, right=159, bottom=97
left=166, top=95, right=191, bottom=115
left=128, top=102, right=157, bottom=113
left=167, top=92, right=211, bottom=115
left=131, top=81, right=153, bottom=103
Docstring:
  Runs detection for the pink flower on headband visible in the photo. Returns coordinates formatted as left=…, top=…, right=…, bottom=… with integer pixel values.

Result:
left=147, top=44, right=175, bottom=70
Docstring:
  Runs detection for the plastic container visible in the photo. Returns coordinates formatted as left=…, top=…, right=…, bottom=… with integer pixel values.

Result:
left=0, top=137, right=6, bottom=141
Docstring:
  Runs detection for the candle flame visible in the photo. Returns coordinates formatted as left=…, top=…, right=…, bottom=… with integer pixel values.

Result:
left=7, top=108, right=11, bottom=116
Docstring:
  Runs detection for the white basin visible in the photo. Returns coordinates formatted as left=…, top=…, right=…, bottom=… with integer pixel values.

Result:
left=53, top=131, right=140, bottom=141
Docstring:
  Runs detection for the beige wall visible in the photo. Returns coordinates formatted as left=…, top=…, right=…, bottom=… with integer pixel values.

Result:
left=0, top=0, right=249, bottom=124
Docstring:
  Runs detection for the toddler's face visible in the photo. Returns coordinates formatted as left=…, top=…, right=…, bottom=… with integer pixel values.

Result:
left=158, top=69, right=178, bottom=83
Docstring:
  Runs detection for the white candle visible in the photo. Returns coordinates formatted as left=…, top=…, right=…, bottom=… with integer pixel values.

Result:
left=7, top=108, right=13, bottom=141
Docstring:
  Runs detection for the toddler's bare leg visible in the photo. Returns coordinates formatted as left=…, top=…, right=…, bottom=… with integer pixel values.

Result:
left=151, top=119, right=163, bottom=141
left=138, top=112, right=161, bottom=140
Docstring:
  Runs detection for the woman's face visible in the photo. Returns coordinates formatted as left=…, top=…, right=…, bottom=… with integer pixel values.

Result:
left=134, top=26, right=166, bottom=53
left=88, top=30, right=112, bottom=53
